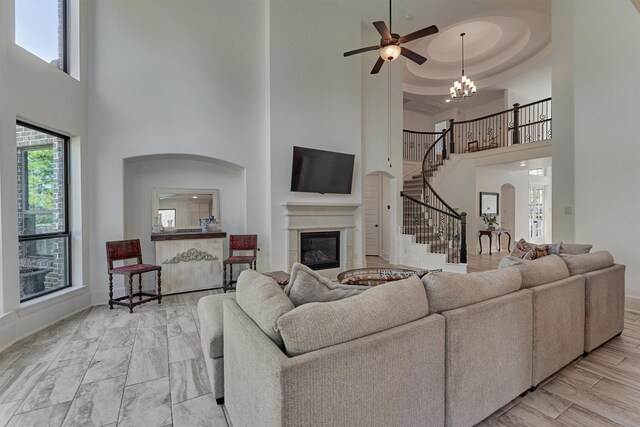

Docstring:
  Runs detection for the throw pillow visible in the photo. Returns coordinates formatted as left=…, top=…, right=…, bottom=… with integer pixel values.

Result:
left=547, top=241, right=563, bottom=255
left=235, top=269, right=295, bottom=348
left=534, top=244, right=550, bottom=259
left=511, top=238, right=536, bottom=260
left=277, top=276, right=429, bottom=356
left=284, top=262, right=369, bottom=306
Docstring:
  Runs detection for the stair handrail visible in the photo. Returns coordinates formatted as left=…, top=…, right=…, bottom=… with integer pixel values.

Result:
left=420, top=128, right=459, bottom=217
left=400, top=191, right=459, bottom=219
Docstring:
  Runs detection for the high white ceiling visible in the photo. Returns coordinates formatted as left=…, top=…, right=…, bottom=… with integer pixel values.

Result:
left=363, top=0, right=552, bottom=114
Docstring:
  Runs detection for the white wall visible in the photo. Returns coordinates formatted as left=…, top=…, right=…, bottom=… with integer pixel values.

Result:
left=268, top=1, right=368, bottom=272
left=403, top=109, right=433, bottom=132
left=555, top=0, right=640, bottom=299
left=88, top=0, right=268, bottom=304
left=475, top=167, right=530, bottom=252
left=551, top=0, right=576, bottom=243
left=465, top=97, right=508, bottom=121
left=0, top=0, right=92, bottom=349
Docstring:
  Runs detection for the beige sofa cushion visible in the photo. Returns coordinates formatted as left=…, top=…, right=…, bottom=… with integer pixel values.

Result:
left=284, top=262, right=369, bottom=306
left=277, top=276, right=429, bottom=357
left=235, top=270, right=295, bottom=348
left=421, top=268, right=521, bottom=313
left=561, top=251, right=614, bottom=276
left=498, top=254, right=570, bottom=288
left=560, top=243, right=593, bottom=254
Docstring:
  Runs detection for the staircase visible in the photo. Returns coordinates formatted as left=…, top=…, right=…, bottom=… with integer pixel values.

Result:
left=401, top=129, right=465, bottom=263
left=400, top=97, right=553, bottom=265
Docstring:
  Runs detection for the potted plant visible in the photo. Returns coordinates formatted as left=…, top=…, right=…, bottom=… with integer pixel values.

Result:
left=482, top=214, right=498, bottom=230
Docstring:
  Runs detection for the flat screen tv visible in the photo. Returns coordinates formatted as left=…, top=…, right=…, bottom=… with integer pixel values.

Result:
left=290, top=146, right=355, bottom=194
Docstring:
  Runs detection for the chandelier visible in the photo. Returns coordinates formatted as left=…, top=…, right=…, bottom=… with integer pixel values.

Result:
left=450, top=33, right=476, bottom=100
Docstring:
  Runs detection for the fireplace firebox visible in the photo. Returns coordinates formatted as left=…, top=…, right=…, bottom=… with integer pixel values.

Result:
left=300, top=231, right=340, bottom=270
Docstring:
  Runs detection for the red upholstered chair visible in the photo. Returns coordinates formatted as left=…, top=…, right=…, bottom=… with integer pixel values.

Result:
left=106, top=239, right=162, bottom=312
left=223, top=234, right=257, bottom=292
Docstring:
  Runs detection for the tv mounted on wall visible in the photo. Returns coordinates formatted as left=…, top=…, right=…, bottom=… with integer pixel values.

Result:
left=290, top=146, right=355, bottom=194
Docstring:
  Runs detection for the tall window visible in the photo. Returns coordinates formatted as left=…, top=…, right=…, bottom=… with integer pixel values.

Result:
left=17, top=122, right=70, bottom=302
left=14, top=0, right=67, bottom=72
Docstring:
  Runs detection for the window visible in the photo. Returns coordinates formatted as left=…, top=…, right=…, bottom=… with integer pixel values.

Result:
left=529, top=168, right=545, bottom=176
left=159, top=209, right=176, bottom=228
left=17, top=122, right=70, bottom=301
left=14, top=0, right=67, bottom=72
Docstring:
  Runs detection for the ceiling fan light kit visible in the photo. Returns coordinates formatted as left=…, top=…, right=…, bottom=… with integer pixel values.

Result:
left=380, top=44, right=401, bottom=61
left=450, top=32, right=476, bottom=100
left=343, top=0, right=438, bottom=74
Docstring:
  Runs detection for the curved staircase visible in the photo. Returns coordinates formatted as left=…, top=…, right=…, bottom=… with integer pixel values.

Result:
left=400, top=97, right=552, bottom=265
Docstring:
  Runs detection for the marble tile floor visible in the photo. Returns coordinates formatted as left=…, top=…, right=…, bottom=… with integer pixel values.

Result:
left=1, top=271, right=638, bottom=427
left=0, top=290, right=228, bottom=427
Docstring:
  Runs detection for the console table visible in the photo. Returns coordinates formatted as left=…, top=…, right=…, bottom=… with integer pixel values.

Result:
left=151, top=231, right=226, bottom=294
left=478, top=229, right=511, bottom=255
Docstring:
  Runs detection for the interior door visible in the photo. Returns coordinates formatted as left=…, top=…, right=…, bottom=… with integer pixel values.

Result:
left=364, top=174, right=381, bottom=256
left=528, top=184, right=546, bottom=244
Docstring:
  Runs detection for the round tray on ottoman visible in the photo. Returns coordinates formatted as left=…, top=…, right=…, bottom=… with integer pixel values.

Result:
left=337, top=267, right=427, bottom=287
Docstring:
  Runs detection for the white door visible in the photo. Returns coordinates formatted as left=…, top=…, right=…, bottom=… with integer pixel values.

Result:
left=528, top=184, right=546, bottom=244
left=364, top=174, right=381, bottom=256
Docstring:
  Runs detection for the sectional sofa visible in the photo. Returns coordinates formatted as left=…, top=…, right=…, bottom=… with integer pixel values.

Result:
left=197, top=249, right=624, bottom=427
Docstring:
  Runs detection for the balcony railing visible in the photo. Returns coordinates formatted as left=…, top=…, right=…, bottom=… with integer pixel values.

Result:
left=403, top=97, right=552, bottom=160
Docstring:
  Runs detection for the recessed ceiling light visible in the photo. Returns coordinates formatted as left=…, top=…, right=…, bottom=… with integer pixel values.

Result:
left=445, top=99, right=451, bottom=103
left=520, top=161, right=527, bottom=167
left=193, top=196, right=198, bottom=199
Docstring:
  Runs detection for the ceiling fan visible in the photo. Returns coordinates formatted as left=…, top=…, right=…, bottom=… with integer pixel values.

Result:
left=343, top=0, right=439, bottom=74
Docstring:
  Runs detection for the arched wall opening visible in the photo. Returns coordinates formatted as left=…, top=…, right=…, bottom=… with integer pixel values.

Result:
left=122, top=154, right=246, bottom=289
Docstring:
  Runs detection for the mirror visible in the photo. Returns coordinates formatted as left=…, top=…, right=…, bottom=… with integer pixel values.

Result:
left=152, top=188, right=220, bottom=231
left=479, top=192, right=499, bottom=216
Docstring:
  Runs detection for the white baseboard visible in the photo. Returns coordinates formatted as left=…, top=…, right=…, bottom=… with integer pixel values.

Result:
left=626, top=295, right=640, bottom=314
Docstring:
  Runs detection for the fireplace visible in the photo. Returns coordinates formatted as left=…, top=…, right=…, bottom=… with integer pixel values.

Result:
left=300, top=231, right=340, bottom=270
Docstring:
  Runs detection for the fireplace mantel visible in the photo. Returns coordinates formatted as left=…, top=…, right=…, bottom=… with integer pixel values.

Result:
left=281, top=202, right=360, bottom=272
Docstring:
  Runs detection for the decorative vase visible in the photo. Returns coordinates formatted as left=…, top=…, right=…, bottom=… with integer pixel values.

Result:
left=152, top=215, right=164, bottom=234
left=488, top=226, right=495, bottom=231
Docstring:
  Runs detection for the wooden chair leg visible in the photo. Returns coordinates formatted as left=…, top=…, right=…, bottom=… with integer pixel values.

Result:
left=108, top=273, right=114, bottom=309
left=157, top=270, right=162, bottom=304
left=223, top=263, right=227, bottom=293
left=128, top=275, right=134, bottom=313
left=138, top=274, right=143, bottom=300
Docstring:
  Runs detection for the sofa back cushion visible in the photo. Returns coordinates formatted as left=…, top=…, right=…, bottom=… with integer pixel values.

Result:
left=277, top=276, right=429, bottom=357
left=561, top=251, right=614, bottom=275
left=236, top=269, right=295, bottom=348
left=498, top=254, right=570, bottom=288
left=421, top=268, right=521, bottom=313
left=284, top=262, right=369, bottom=306
left=560, top=243, right=593, bottom=254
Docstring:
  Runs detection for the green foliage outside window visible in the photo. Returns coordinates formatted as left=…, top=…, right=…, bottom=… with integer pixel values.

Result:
left=26, top=148, right=54, bottom=220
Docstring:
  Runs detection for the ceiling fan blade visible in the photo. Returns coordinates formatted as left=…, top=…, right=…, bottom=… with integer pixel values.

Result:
left=399, top=25, right=439, bottom=44
left=343, top=45, right=380, bottom=57
left=400, top=47, right=427, bottom=65
left=373, top=21, right=392, bottom=40
left=371, top=57, right=385, bottom=74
